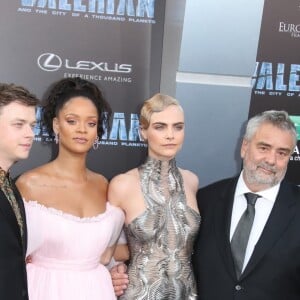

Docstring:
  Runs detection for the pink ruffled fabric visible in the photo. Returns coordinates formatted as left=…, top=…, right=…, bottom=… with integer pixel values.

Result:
left=24, top=200, right=124, bottom=300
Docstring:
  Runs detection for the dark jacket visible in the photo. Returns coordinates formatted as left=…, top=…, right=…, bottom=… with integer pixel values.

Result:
left=193, top=177, right=300, bottom=300
left=0, top=181, right=28, bottom=299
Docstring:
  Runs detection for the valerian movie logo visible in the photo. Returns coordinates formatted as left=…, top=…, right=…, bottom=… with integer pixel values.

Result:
left=252, top=62, right=300, bottom=96
left=18, top=0, right=157, bottom=23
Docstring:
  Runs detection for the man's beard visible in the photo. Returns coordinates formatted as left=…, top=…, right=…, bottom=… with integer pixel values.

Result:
left=244, top=162, right=286, bottom=188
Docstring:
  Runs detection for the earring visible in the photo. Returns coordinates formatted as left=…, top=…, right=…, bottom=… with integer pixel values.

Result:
left=93, top=136, right=99, bottom=150
left=54, top=133, right=59, bottom=144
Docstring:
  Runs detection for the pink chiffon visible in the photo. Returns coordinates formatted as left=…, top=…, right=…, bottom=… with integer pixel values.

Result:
left=24, top=200, right=124, bottom=300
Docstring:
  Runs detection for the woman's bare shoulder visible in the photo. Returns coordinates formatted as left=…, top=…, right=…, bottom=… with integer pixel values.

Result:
left=179, top=168, right=199, bottom=192
left=16, top=164, right=53, bottom=200
left=88, top=170, right=108, bottom=185
left=108, top=168, right=139, bottom=205
left=110, top=168, right=139, bottom=187
left=17, top=164, right=52, bottom=186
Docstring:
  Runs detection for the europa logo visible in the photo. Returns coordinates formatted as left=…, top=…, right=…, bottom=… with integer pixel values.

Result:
left=20, top=0, right=156, bottom=18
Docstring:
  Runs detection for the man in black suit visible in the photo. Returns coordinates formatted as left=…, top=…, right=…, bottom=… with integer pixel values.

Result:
left=193, top=110, right=300, bottom=300
left=0, top=83, right=38, bottom=299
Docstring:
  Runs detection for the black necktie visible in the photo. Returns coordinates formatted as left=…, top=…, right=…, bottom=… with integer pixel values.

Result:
left=231, top=192, right=261, bottom=278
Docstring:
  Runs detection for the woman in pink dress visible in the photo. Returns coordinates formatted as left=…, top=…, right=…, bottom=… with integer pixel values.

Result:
left=16, top=77, right=127, bottom=300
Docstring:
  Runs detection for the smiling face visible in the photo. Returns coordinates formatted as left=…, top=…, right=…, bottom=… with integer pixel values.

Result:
left=53, top=96, right=98, bottom=153
left=141, top=105, right=185, bottom=161
left=0, top=101, right=36, bottom=171
left=241, top=122, right=295, bottom=192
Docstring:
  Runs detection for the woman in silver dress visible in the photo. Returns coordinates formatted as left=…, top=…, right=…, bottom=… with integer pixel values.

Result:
left=109, top=93, right=201, bottom=299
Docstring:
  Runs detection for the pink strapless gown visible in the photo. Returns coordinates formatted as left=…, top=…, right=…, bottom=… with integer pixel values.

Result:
left=24, top=201, right=124, bottom=300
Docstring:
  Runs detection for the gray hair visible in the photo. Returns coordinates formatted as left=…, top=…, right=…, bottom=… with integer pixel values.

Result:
left=244, top=110, right=297, bottom=147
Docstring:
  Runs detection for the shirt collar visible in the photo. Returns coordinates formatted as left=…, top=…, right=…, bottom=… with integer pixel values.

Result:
left=0, top=167, right=11, bottom=188
left=235, top=171, right=280, bottom=204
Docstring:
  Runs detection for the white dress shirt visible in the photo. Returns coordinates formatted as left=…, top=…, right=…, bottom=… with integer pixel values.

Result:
left=230, top=172, right=280, bottom=271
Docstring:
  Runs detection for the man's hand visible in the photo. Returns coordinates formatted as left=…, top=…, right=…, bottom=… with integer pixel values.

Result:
left=110, top=263, right=129, bottom=296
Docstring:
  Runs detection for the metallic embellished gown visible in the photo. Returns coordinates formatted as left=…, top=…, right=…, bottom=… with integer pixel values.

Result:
left=120, top=157, right=201, bottom=300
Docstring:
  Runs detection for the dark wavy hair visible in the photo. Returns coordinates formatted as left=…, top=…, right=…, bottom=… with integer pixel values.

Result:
left=41, top=77, right=111, bottom=140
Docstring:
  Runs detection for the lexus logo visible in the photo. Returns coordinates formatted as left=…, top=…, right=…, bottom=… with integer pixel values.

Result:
left=37, top=53, right=62, bottom=72
left=37, top=52, right=132, bottom=73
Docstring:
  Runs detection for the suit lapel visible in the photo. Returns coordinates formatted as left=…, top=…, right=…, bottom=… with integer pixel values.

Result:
left=241, top=180, right=297, bottom=279
left=213, top=177, right=238, bottom=280
left=0, top=189, right=21, bottom=239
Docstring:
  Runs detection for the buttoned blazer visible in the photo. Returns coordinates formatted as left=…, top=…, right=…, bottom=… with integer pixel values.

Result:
left=192, top=176, right=300, bottom=300
left=0, top=181, right=28, bottom=300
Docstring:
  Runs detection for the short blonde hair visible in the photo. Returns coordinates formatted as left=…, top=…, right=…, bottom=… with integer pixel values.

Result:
left=140, top=93, right=182, bottom=129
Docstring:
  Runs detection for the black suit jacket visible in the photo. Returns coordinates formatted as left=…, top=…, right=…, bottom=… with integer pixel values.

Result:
left=193, top=177, right=300, bottom=300
left=0, top=181, right=28, bottom=300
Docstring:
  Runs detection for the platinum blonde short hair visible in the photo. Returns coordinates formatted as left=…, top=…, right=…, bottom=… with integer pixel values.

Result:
left=140, top=93, right=182, bottom=129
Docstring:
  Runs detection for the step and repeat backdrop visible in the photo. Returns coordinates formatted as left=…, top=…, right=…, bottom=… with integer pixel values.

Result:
left=249, top=0, right=300, bottom=185
left=0, top=1, right=299, bottom=185
left=0, top=0, right=165, bottom=179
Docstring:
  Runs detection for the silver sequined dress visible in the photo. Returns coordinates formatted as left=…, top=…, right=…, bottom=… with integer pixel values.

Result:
left=120, top=157, right=201, bottom=300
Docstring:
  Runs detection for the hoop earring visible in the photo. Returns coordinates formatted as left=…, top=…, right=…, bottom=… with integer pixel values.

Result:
left=93, top=136, right=99, bottom=150
left=54, top=133, right=59, bottom=144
